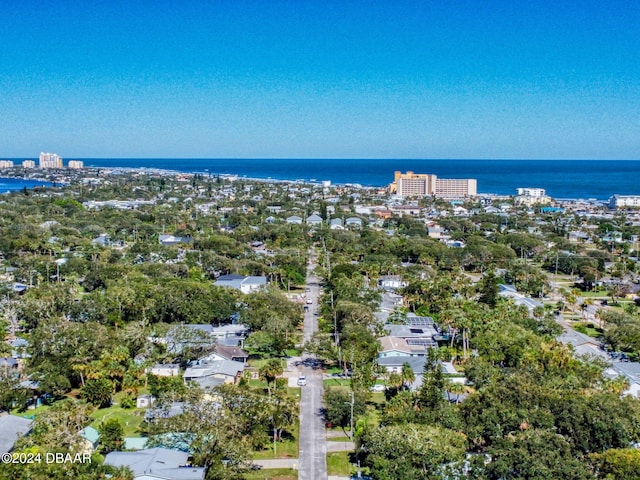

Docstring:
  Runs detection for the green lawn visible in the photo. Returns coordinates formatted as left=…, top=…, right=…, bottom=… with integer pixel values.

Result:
left=253, top=424, right=299, bottom=460
left=573, top=322, right=603, bottom=338
left=323, top=378, right=351, bottom=388
left=243, top=468, right=297, bottom=480
left=11, top=404, right=51, bottom=418
left=580, top=291, right=609, bottom=298
left=90, top=405, right=146, bottom=436
left=327, top=451, right=352, bottom=476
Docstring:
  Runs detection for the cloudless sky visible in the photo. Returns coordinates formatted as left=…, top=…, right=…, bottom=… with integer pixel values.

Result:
left=1, top=0, right=639, bottom=159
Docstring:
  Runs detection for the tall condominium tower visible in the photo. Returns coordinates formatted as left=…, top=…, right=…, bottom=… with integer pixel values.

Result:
left=39, top=152, right=63, bottom=168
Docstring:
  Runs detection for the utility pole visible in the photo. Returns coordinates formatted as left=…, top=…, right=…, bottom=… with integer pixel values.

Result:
left=273, top=425, right=277, bottom=455
left=349, top=390, right=354, bottom=441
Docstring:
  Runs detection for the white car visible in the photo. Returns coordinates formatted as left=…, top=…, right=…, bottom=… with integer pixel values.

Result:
left=370, top=384, right=386, bottom=392
left=297, top=376, right=307, bottom=386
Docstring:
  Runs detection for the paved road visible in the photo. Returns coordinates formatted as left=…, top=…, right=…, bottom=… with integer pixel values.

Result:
left=298, top=248, right=328, bottom=480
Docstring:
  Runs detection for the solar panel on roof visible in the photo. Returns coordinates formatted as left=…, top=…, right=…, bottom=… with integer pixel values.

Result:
left=407, top=316, right=434, bottom=326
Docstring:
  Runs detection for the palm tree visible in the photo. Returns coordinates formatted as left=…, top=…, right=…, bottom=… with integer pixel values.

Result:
left=445, top=380, right=466, bottom=404
left=387, top=372, right=403, bottom=394
left=259, top=359, right=283, bottom=396
left=400, top=362, right=415, bottom=390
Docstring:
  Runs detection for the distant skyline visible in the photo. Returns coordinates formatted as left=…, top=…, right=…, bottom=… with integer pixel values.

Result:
left=1, top=1, right=639, bottom=159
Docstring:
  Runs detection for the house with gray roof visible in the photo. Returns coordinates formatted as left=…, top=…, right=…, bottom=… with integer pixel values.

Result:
left=158, top=234, right=193, bottom=246
left=183, top=359, right=245, bottom=389
left=286, top=215, right=303, bottom=225
left=104, top=447, right=205, bottom=480
left=0, top=413, right=33, bottom=454
left=214, top=274, right=267, bottom=294
left=377, top=355, right=426, bottom=375
left=329, top=218, right=344, bottom=230
left=306, top=214, right=323, bottom=226
left=557, top=328, right=608, bottom=360
left=499, top=284, right=543, bottom=314
left=383, top=323, right=438, bottom=349
left=345, top=217, right=363, bottom=229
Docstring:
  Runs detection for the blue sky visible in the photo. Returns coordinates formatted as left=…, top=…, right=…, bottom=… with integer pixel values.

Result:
left=1, top=0, right=639, bottom=159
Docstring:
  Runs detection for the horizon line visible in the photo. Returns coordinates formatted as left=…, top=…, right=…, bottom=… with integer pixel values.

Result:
left=3, top=156, right=640, bottom=161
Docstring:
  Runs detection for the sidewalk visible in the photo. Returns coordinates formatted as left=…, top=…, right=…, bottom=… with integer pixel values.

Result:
left=253, top=458, right=299, bottom=469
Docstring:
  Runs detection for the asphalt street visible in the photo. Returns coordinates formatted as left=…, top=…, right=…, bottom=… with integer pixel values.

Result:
left=298, top=248, right=328, bottom=480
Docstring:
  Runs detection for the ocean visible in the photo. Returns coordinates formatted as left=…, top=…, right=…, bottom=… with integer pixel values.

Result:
left=5, top=159, right=640, bottom=200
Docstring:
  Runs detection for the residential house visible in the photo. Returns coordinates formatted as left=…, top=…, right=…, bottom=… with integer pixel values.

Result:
left=377, top=355, right=426, bottom=376
left=329, top=218, right=344, bottom=230
left=569, top=231, right=591, bottom=243
left=0, top=413, right=33, bottom=455
left=183, top=359, right=245, bottom=389
left=136, top=394, right=156, bottom=409
left=91, top=233, right=111, bottom=247
left=286, top=215, right=303, bottom=225
left=306, top=214, right=323, bottom=226
left=378, top=336, right=426, bottom=359
left=158, top=234, right=192, bottom=246
left=378, top=275, right=407, bottom=291
left=427, top=224, right=446, bottom=239
left=605, top=361, right=640, bottom=398
left=148, top=364, right=180, bottom=377
left=214, top=274, right=267, bottom=294
left=498, top=284, right=543, bottom=315
left=204, top=343, right=249, bottom=364
left=0, top=357, right=19, bottom=373
left=345, top=217, right=363, bottom=229
left=558, top=328, right=608, bottom=360
left=79, top=426, right=100, bottom=453
left=104, top=448, right=205, bottom=480
left=383, top=323, right=438, bottom=349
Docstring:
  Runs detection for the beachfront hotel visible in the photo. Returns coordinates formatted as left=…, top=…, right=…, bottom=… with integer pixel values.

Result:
left=609, top=195, right=640, bottom=209
left=39, top=152, right=63, bottom=168
left=390, top=171, right=477, bottom=198
left=67, top=160, right=84, bottom=169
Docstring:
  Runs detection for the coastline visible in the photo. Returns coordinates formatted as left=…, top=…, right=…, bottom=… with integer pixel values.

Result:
left=2, top=157, right=640, bottom=199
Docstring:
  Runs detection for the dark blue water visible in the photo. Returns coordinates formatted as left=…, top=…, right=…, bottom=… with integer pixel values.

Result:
left=8, top=159, right=640, bottom=200
left=0, top=177, right=52, bottom=193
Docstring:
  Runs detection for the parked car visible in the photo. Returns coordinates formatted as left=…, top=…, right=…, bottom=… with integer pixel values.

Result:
left=297, top=376, right=307, bottom=386
left=370, top=384, right=386, bottom=392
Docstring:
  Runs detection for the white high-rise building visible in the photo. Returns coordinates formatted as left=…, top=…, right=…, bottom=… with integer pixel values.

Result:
left=0, top=160, right=14, bottom=168
left=517, top=187, right=546, bottom=197
left=39, top=152, right=63, bottom=168
left=22, top=160, right=36, bottom=168
left=68, top=160, right=84, bottom=169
